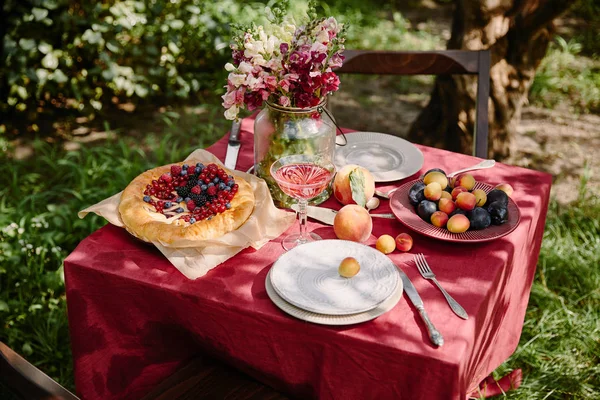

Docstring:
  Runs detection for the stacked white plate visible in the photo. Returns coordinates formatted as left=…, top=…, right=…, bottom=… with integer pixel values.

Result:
left=267, top=240, right=403, bottom=325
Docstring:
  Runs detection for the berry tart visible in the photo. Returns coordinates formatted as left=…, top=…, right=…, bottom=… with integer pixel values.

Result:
left=118, top=161, right=254, bottom=244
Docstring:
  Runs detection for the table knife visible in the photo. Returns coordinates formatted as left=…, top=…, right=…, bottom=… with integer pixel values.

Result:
left=224, top=120, right=241, bottom=170
left=397, top=266, right=444, bottom=347
left=291, top=205, right=395, bottom=225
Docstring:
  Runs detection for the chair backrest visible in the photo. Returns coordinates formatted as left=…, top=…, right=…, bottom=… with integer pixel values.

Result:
left=335, top=50, right=490, bottom=158
left=0, top=342, right=80, bottom=400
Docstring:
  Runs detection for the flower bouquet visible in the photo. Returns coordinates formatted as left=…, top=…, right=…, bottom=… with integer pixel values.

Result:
left=222, top=1, right=346, bottom=207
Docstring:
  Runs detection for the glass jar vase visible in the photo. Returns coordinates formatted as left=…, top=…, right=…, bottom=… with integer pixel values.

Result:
left=254, top=101, right=336, bottom=208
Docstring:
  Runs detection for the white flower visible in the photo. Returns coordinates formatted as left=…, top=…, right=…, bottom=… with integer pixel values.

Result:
left=238, top=61, right=253, bottom=74
left=228, top=73, right=246, bottom=87
left=245, top=74, right=263, bottom=90
left=224, top=105, right=239, bottom=120
left=224, top=63, right=236, bottom=72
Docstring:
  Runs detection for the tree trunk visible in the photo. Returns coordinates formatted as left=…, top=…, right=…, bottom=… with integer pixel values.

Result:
left=408, top=0, right=572, bottom=159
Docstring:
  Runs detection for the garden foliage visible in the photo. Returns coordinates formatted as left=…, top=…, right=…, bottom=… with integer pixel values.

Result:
left=0, top=0, right=264, bottom=130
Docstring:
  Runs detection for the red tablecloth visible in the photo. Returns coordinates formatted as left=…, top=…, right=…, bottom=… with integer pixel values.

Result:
left=64, top=117, right=552, bottom=400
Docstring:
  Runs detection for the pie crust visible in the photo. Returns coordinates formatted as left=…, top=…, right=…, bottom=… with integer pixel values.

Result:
left=118, top=160, right=255, bottom=244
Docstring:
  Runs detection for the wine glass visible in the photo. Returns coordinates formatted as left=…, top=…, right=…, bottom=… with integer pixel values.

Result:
left=270, top=154, right=336, bottom=250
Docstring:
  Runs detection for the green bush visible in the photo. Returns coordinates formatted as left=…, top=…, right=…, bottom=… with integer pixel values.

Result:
left=0, top=0, right=266, bottom=133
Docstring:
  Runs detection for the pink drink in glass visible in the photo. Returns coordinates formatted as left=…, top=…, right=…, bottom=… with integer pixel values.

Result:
left=273, top=163, right=333, bottom=200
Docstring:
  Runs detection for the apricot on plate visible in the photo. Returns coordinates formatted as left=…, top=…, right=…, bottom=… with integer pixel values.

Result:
left=440, top=191, right=453, bottom=200
left=339, top=257, right=361, bottom=278
left=423, top=171, right=448, bottom=189
left=376, top=234, right=396, bottom=254
left=454, top=173, right=476, bottom=191
left=333, top=164, right=375, bottom=206
left=333, top=205, right=373, bottom=243
left=495, top=183, right=514, bottom=198
left=456, top=191, right=477, bottom=211
left=395, top=233, right=414, bottom=252
left=472, top=189, right=487, bottom=207
left=430, top=211, right=449, bottom=228
left=424, top=182, right=442, bottom=201
left=438, top=197, right=456, bottom=215
left=451, top=186, right=469, bottom=200
left=447, top=214, right=470, bottom=233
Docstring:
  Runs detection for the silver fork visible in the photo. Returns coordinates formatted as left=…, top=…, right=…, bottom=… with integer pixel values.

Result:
left=414, top=253, right=468, bottom=320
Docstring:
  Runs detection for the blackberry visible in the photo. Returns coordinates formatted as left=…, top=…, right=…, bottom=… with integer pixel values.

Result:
left=176, top=185, right=191, bottom=197
left=190, top=193, right=208, bottom=207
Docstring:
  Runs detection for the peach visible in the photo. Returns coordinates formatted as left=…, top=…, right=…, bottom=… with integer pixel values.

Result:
left=454, top=173, right=476, bottom=191
left=440, top=191, right=453, bottom=200
left=438, top=197, right=456, bottom=215
left=423, top=182, right=442, bottom=201
left=495, top=183, right=514, bottom=198
left=472, top=189, right=487, bottom=207
left=447, top=214, right=470, bottom=233
left=451, top=186, right=468, bottom=200
left=456, top=191, right=477, bottom=211
left=338, top=257, right=361, bottom=278
left=395, top=233, right=414, bottom=252
left=423, top=171, right=448, bottom=189
left=376, top=234, right=396, bottom=254
left=333, top=165, right=375, bottom=206
left=333, top=204, right=373, bottom=243
left=430, top=211, right=449, bottom=228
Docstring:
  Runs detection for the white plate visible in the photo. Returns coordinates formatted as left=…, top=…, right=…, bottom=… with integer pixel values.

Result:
left=334, top=132, right=424, bottom=182
left=266, top=270, right=403, bottom=325
left=269, top=240, right=400, bottom=315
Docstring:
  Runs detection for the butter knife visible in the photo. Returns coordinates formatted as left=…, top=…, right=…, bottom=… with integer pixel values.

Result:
left=224, top=120, right=241, bottom=170
left=291, top=204, right=395, bottom=225
left=397, top=266, right=444, bottom=347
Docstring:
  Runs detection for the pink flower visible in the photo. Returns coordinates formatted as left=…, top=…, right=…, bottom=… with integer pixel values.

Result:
left=280, top=43, right=289, bottom=55
left=279, top=79, right=291, bottom=92
left=321, top=72, right=340, bottom=93
left=263, top=75, right=278, bottom=91
left=279, top=96, right=291, bottom=107
left=329, top=53, right=345, bottom=69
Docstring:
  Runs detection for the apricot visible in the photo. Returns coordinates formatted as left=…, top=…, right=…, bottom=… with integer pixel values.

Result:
left=430, top=211, right=449, bottom=228
left=472, top=189, right=487, bottom=207
left=333, top=164, right=375, bottom=206
left=438, top=197, right=456, bottom=215
left=333, top=204, right=373, bottom=243
left=447, top=214, right=470, bottom=233
left=423, top=171, right=448, bottom=189
left=495, top=183, right=514, bottom=198
left=440, top=190, right=453, bottom=200
left=376, top=234, right=396, bottom=254
left=423, top=182, right=442, bottom=201
left=395, top=233, right=414, bottom=252
left=456, top=191, right=477, bottom=211
left=451, top=186, right=468, bottom=200
left=338, top=257, right=361, bottom=278
left=454, top=174, right=476, bottom=191
left=449, top=176, right=458, bottom=189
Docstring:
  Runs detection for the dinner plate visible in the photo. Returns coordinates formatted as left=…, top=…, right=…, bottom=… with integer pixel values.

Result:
left=334, top=132, right=424, bottom=182
left=389, top=180, right=521, bottom=243
left=269, top=240, right=400, bottom=315
left=266, top=270, right=403, bottom=325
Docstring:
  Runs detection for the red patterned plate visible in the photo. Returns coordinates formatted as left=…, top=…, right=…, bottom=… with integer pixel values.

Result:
left=389, top=179, right=521, bottom=243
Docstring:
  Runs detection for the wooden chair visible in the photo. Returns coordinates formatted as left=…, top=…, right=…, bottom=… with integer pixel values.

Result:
left=0, top=341, right=79, bottom=400
left=335, top=49, right=491, bottom=158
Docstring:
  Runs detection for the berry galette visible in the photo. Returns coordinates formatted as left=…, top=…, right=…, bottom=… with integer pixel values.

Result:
left=118, top=161, right=255, bottom=244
